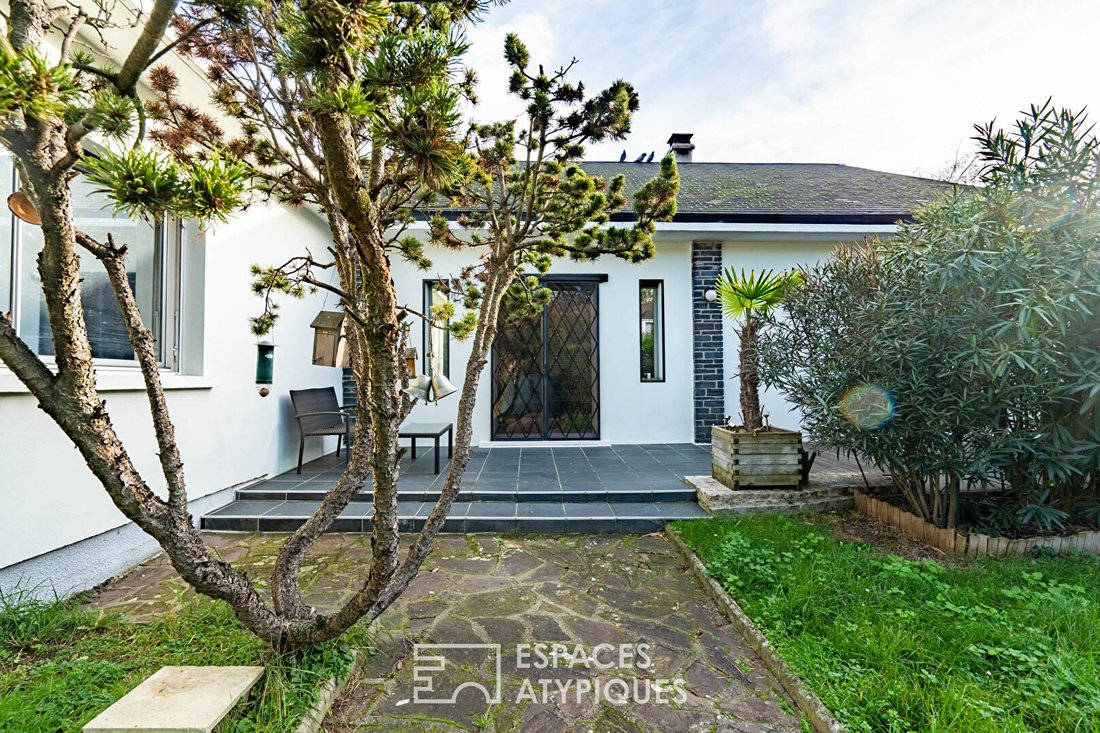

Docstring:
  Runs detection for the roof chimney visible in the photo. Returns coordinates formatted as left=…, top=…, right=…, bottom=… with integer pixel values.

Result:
left=667, top=132, right=695, bottom=163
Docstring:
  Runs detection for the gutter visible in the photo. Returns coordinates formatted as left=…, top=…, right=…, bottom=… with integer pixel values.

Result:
left=394, top=219, right=898, bottom=242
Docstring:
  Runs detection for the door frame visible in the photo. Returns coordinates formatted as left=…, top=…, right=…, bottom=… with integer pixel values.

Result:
left=490, top=273, right=607, bottom=441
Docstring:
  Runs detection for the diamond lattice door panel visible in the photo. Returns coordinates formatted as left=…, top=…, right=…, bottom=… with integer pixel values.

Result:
left=491, top=280, right=600, bottom=440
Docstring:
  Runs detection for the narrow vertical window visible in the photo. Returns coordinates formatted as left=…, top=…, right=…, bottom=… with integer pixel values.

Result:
left=640, top=280, right=664, bottom=381
left=423, top=280, right=450, bottom=377
left=0, top=155, right=13, bottom=315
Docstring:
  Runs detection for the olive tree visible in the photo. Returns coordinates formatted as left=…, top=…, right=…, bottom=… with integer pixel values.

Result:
left=758, top=102, right=1100, bottom=531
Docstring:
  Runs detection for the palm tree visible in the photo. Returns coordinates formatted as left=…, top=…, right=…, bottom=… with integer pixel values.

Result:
left=715, top=267, right=802, bottom=431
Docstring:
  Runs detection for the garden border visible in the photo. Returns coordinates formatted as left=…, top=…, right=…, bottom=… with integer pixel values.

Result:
left=294, top=648, right=364, bottom=733
left=853, top=491, right=1100, bottom=558
left=665, top=527, right=843, bottom=733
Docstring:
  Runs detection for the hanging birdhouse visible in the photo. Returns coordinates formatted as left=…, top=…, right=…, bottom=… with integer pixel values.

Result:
left=404, top=347, right=418, bottom=377
left=310, top=310, right=349, bottom=367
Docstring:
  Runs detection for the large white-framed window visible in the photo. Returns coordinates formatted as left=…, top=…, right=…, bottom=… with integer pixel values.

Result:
left=0, top=154, right=183, bottom=370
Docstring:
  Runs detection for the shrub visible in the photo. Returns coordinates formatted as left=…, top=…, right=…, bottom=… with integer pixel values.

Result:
left=758, top=102, right=1100, bottom=529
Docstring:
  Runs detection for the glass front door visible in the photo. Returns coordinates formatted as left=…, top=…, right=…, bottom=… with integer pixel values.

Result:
left=491, top=280, right=600, bottom=440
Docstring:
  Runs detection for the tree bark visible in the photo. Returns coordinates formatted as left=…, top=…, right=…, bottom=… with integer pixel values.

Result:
left=740, top=321, right=763, bottom=431
left=373, top=256, right=513, bottom=612
left=76, top=233, right=189, bottom=512
left=269, top=212, right=374, bottom=621
left=274, top=110, right=406, bottom=645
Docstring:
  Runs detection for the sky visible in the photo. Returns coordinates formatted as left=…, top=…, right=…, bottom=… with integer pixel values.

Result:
left=462, top=0, right=1100, bottom=177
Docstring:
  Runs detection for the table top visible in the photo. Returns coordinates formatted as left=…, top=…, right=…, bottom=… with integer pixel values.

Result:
left=399, top=421, right=453, bottom=437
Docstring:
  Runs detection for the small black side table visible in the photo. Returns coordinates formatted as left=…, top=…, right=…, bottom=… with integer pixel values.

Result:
left=399, top=422, right=454, bottom=474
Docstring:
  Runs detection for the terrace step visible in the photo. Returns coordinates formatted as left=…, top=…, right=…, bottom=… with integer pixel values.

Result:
left=200, top=499, right=707, bottom=534
left=235, top=485, right=697, bottom=504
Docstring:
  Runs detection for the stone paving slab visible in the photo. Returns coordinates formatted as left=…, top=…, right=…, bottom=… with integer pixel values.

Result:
left=92, top=533, right=801, bottom=732
left=82, top=665, right=264, bottom=733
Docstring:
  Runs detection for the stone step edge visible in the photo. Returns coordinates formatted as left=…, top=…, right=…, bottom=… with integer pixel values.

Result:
left=200, top=515, right=683, bottom=534
left=236, top=489, right=695, bottom=503
left=204, top=504, right=703, bottom=520
left=684, top=475, right=855, bottom=516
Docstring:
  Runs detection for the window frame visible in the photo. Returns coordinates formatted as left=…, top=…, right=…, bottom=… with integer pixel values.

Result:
left=1, top=156, right=183, bottom=371
left=639, top=279, right=665, bottom=383
left=422, top=279, right=450, bottom=378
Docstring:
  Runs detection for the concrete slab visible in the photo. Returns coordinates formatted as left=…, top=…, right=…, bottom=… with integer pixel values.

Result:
left=83, top=665, right=265, bottom=733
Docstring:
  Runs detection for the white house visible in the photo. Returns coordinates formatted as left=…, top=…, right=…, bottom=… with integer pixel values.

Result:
left=0, top=59, right=952, bottom=601
left=389, top=135, right=954, bottom=446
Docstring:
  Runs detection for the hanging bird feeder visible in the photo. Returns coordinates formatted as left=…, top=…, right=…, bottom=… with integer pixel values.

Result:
left=256, top=338, right=276, bottom=385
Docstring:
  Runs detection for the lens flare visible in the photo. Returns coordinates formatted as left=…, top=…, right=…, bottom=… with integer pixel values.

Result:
left=840, top=384, right=896, bottom=430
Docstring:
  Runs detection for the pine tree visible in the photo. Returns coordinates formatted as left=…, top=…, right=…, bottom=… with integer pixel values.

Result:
left=0, top=0, right=677, bottom=650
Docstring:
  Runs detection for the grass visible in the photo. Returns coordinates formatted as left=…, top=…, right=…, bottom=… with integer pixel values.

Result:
left=671, top=515, right=1100, bottom=733
left=0, top=589, right=370, bottom=732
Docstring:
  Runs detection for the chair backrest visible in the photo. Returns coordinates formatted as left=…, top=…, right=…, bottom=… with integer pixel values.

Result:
left=290, top=387, right=343, bottom=434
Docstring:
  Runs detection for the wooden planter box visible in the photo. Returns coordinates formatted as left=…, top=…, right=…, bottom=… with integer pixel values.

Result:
left=711, top=425, right=805, bottom=490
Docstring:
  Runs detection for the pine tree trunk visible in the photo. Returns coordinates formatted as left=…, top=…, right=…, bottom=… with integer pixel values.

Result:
left=373, top=259, right=513, bottom=611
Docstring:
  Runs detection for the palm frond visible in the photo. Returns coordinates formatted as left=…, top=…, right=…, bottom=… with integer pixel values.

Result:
left=714, top=267, right=801, bottom=322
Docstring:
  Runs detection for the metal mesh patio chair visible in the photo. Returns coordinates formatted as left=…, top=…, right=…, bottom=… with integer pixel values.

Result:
left=289, top=387, right=354, bottom=474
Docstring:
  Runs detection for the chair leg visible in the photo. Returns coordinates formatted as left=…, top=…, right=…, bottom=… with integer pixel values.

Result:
left=434, top=436, right=440, bottom=474
left=297, top=435, right=305, bottom=474
left=336, top=434, right=342, bottom=458
left=411, top=437, right=417, bottom=460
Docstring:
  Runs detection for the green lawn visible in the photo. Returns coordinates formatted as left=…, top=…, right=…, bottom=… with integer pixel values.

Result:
left=672, top=515, right=1100, bottom=733
left=0, top=593, right=368, bottom=732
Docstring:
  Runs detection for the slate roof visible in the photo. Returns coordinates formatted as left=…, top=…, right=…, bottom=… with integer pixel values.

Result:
left=579, top=161, right=959, bottom=224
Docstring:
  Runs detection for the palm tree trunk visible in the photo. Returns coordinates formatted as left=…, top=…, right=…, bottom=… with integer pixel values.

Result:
left=740, top=321, right=763, bottom=431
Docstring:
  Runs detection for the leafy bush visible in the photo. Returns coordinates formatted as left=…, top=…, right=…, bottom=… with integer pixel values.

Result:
left=758, top=102, right=1100, bottom=529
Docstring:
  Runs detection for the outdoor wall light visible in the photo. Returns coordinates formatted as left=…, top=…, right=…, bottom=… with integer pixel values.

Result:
left=704, top=288, right=717, bottom=302
left=8, top=191, right=41, bottom=225
left=256, top=339, right=275, bottom=385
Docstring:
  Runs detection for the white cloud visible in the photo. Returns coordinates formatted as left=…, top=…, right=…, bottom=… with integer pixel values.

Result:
left=462, top=0, right=1100, bottom=174
left=462, top=12, right=558, bottom=124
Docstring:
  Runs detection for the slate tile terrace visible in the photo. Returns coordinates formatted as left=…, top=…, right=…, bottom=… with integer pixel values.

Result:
left=202, top=444, right=711, bottom=534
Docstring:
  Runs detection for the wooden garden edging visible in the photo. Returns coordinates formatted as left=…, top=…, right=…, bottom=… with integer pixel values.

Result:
left=666, top=528, right=843, bottom=733
left=853, top=490, right=1100, bottom=557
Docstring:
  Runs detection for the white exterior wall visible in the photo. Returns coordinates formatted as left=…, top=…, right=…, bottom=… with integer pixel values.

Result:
left=0, top=203, right=342, bottom=580
left=391, top=228, right=887, bottom=446
left=393, top=240, right=695, bottom=445
left=0, top=0, right=345, bottom=592
left=720, top=239, right=839, bottom=430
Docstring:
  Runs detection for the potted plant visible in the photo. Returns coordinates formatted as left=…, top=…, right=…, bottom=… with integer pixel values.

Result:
left=712, top=267, right=806, bottom=489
